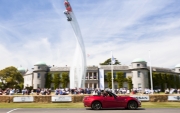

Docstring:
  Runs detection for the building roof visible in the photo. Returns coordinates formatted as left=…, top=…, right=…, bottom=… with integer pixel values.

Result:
left=17, top=67, right=26, bottom=72
left=34, top=61, right=46, bottom=66
left=87, top=66, right=98, bottom=70
left=50, top=67, right=70, bottom=71
left=132, top=58, right=146, bottom=63
left=100, top=65, right=129, bottom=70
left=175, top=64, right=180, bottom=68
left=26, top=70, right=33, bottom=75
left=147, top=66, right=174, bottom=73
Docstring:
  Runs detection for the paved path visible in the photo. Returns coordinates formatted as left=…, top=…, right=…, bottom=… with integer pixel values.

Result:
left=1, top=108, right=180, bottom=113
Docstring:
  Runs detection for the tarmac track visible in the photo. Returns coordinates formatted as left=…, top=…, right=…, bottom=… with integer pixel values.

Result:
left=1, top=108, right=180, bottom=113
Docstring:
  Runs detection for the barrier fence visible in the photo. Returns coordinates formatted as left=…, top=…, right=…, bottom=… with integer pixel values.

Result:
left=0, top=95, right=180, bottom=103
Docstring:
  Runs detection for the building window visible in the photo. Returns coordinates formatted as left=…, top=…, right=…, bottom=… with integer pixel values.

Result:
left=124, top=73, right=126, bottom=78
left=138, top=71, right=141, bottom=77
left=86, top=73, right=88, bottom=79
left=137, top=64, right=140, bottom=67
left=37, top=73, right=41, bottom=79
left=138, top=83, right=141, bottom=88
left=94, top=83, right=97, bottom=88
left=113, top=72, right=116, bottom=78
left=89, top=72, right=92, bottom=79
left=94, top=72, right=97, bottom=79
left=104, top=75, right=107, bottom=80
left=38, top=66, right=40, bottom=69
left=37, top=84, right=40, bottom=88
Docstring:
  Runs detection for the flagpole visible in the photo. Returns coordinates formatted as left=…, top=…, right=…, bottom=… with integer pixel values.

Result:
left=111, top=51, right=114, bottom=93
left=111, top=62, right=114, bottom=93
left=149, top=50, right=153, bottom=94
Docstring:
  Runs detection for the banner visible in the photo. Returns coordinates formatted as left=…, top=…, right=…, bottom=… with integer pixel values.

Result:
left=131, top=96, right=149, bottom=101
left=99, top=69, right=104, bottom=90
left=13, top=96, right=34, bottom=102
left=168, top=96, right=180, bottom=101
left=51, top=96, right=72, bottom=102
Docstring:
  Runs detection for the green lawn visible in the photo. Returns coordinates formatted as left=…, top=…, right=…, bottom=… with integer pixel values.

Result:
left=142, top=102, right=180, bottom=108
left=0, top=103, right=83, bottom=108
left=0, top=102, right=180, bottom=108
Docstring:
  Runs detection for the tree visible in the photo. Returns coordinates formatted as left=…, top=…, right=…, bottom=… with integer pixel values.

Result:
left=152, top=72, right=160, bottom=88
left=106, top=72, right=112, bottom=88
left=166, top=74, right=171, bottom=89
left=175, top=75, right=180, bottom=88
left=100, top=58, right=120, bottom=65
left=61, top=72, right=69, bottom=88
left=115, top=72, right=124, bottom=88
left=127, top=76, right=133, bottom=90
left=0, top=66, right=23, bottom=88
left=52, top=73, right=60, bottom=89
left=160, top=73, right=166, bottom=92
left=45, top=73, right=52, bottom=88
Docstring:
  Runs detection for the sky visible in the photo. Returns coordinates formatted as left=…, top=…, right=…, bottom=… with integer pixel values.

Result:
left=0, top=0, right=180, bottom=70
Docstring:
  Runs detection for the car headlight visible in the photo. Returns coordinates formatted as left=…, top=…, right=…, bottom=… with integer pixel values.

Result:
left=84, top=97, right=89, bottom=100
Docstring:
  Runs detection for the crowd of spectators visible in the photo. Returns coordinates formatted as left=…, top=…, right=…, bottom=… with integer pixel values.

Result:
left=164, top=88, right=180, bottom=94
left=0, top=87, right=180, bottom=96
left=0, top=88, right=20, bottom=95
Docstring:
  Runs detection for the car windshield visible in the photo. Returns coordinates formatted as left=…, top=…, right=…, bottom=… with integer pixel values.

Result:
left=105, top=91, right=117, bottom=98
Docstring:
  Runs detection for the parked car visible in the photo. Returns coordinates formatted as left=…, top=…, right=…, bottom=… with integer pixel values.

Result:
left=83, top=91, right=141, bottom=110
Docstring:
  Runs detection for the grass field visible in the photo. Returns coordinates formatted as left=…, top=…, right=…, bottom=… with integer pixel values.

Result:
left=0, top=102, right=180, bottom=108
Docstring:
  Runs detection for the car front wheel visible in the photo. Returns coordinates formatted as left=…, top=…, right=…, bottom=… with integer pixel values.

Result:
left=127, top=101, right=138, bottom=110
left=91, top=101, right=102, bottom=110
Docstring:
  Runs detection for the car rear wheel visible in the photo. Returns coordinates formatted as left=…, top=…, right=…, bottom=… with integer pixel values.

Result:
left=91, top=101, right=102, bottom=110
left=127, top=101, right=138, bottom=110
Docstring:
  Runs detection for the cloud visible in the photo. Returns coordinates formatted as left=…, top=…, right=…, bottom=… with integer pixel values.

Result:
left=0, top=0, right=180, bottom=70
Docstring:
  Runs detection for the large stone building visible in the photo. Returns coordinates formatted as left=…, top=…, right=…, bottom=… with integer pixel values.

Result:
left=18, top=58, right=180, bottom=92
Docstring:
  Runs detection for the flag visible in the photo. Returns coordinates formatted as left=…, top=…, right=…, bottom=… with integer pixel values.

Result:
left=111, top=51, right=115, bottom=64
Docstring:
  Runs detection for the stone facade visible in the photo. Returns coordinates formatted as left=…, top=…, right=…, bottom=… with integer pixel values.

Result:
left=19, top=58, right=180, bottom=92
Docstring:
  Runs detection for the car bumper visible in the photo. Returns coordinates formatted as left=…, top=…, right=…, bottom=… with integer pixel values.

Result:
left=83, top=100, right=92, bottom=107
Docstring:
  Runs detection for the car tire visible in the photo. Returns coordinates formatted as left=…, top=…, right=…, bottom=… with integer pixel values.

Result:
left=127, top=101, right=138, bottom=110
left=91, top=101, right=102, bottom=110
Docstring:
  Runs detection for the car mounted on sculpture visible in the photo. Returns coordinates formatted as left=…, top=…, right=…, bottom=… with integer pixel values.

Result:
left=64, top=0, right=72, bottom=21
left=83, top=91, right=141, bottom=110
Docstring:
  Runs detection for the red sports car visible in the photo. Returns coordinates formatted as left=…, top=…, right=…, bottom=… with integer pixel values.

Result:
left=83, top=91, right=141, bottom=110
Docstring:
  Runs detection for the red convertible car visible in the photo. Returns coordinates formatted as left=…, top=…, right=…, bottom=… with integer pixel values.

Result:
left=83, top=91, right=141, bottom=110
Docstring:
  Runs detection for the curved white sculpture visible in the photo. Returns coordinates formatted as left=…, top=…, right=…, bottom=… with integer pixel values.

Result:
left=64, top=0, right=87, bottom=89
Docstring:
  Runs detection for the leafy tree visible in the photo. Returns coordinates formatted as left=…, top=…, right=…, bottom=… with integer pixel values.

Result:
left=160, top=73, right=166, bottom=92
left=45, top=73, right=52, bottom=88
left=116, top=72, right=124, bottom=88
left=169, top=74, right=175, bottom=88
left=100, top=58, right=120, bottom=65
left=127, top=76, right=133, bottom=90
left=0, top=66, right=23, bottom=88
left=52, top=73, right=60, bottom=89
left=106, top=72, right=112, bottom=88
left=175, top=75, right=180, bottom=88
left=166, top=74, right=171, bottom=89
left=0, top=82, right=2, bottom=88
left=152, top=72, right=160, bottom=88
left=61, top=72, right=69, bottom=88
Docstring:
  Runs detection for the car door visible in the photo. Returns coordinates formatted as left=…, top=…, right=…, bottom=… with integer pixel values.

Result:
left=114, top=96, right=127, bottom=107
left=103, top=96, right=116, bottom=108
